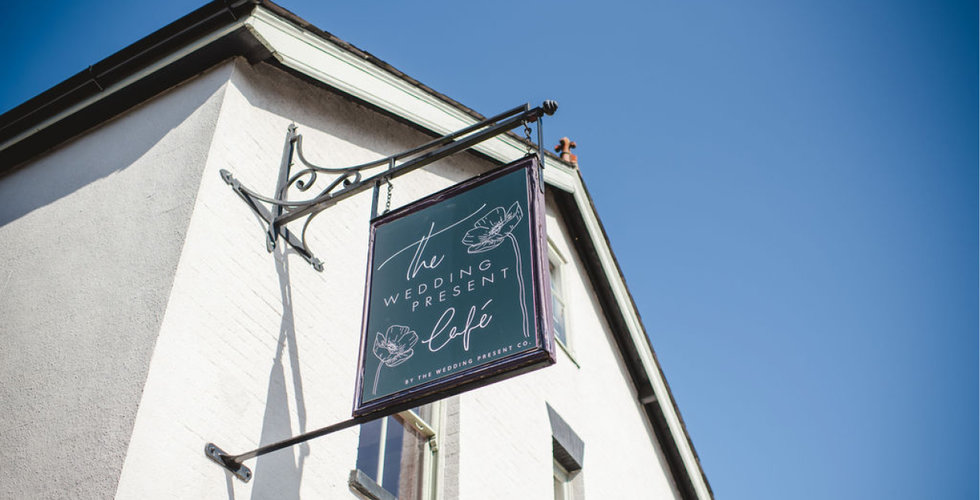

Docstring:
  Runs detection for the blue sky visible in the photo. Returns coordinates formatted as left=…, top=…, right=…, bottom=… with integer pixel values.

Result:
left=2, top=1, right=976, bottom=498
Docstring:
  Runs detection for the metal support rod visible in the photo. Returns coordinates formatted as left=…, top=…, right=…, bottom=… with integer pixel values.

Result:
left=205, top=414, right=374, bottom=483
left=370, top=180, right=381, bottom=220
left=272, top=103, right=555, bottom=230
left=205, top=396, right=430, bottom=482
left=537, top=114, right=546, bottom=192
left=237, top=415, right=368, bottom=462
left=268, top=126, right=296, bottom=250
left=324, top=103, right=532, bottom=175
left=220, top=100, right=556, bottom=272
left=208, top=101, right=559, bottom=482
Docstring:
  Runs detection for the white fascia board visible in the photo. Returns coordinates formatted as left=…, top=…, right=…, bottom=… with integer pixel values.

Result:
left=569, top=181, right=713, bottom=499
left=246, top=8, right=707, bottom=497
left=243, top=7, right=579, bottom=194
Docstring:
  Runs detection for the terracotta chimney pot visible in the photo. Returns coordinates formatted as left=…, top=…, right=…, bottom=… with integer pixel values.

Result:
left=554, top=137, right=578, bottom=165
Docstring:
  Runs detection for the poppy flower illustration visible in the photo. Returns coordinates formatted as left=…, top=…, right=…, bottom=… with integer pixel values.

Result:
left=461, top=202, right=529, bottom=337
left=461, top=202, right=524, bottom=254
left=372, top=324, right=419, bottom=395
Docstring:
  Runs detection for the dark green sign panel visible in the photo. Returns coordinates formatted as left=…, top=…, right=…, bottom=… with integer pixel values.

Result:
left=354, top=157, right=555, bottom=416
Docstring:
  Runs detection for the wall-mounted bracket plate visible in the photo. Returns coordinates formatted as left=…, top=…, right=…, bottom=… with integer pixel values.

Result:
left=217, top=101, right=556, bottom=273
left=205, top=442, right=252, bottom=483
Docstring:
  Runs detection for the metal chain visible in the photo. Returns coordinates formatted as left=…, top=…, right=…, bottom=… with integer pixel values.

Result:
left=384, top=177, right=393, bottom=214
left=523, top=121, right=534, bottom=156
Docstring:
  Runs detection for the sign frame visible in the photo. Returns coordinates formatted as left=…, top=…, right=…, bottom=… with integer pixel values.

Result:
left=353, top=156, right=556, bottom=417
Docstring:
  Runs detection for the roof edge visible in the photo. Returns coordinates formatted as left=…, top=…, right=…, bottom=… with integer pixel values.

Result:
left=0, top=3, right=710, bottom=496
left=0, top=0, right=257, bottom=140
left=558, top=170, right=715, bottom=499
left=255, top=2, right=488, bottom=124
left=0, top=0, right=575, bottom=175
left=0, top=0, right=265, bottom=172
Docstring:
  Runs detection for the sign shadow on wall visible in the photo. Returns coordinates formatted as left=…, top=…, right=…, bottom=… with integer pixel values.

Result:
left=249, top=248, right=310, bottom=500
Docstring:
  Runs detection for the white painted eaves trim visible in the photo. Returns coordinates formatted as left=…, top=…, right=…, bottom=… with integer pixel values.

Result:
left=243, top=7, right=580, bottom=194
left=244, top=7, right=710, bottom=498
left=570, top=180, right=713, bottom=500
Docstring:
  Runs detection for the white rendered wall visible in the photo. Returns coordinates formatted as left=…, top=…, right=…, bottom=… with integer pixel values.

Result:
left=114, top=59, right=492, bottom=499
left=112, top=58, right=681, bottom=499
left=0, top=63, right=232, bottom=499
left=455, top=198, right=682, bottom=499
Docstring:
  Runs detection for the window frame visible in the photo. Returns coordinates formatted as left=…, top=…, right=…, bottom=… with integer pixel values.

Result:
left=352, top=404, right=442, bottom=500
left=548, top=240, right=576, bottom=364
left=553, top=459, right=573, bottom=500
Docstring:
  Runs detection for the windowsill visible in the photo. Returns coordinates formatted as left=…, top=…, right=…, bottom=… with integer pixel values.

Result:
left=556, top=338, right=580, bottom=368
left=348, top=469, right=397, bottom=500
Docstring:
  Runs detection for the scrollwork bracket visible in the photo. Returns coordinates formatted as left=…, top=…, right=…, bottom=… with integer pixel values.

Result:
left=219, top=101, right=557, bottom=272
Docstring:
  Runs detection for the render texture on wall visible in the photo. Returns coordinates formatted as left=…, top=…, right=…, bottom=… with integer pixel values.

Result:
left=0, top=62, right=233, bottom=499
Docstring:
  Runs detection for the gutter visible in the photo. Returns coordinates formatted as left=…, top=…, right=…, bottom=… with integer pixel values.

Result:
left=0, top=0, right=571, bottom=175
left=0, top=0, right=266, bottom=170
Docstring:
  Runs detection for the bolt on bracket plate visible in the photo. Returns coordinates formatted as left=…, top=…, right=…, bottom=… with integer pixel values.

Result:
left=205, top=443, right=252, bottom=483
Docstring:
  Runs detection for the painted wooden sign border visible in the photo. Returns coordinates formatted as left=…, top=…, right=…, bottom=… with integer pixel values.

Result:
left=353, top=156, right=556, bottom=417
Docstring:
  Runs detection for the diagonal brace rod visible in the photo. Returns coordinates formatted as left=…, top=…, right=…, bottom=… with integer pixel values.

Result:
left=220, top=169, right=324, bottom=270
left=205, top=414, right=372, bottom=482
left=206, top=101, right=557, bottom=482
left=205, top=397, right=430, bottom=482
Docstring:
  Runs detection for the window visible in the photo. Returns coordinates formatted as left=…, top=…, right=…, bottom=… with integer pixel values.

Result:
left=553, top=460, right=573, bottom=500
left=352, top=406, right=438, bottom=500
left=547, top=403, right=584, bottom=499
left=549, top=249, right=568, bottom=349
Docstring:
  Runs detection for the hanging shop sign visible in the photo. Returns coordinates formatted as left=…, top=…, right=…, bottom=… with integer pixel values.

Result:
left=354, top=156, right=556, bottom=416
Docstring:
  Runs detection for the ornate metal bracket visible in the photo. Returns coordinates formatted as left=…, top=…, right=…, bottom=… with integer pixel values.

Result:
left=219, top=101, right=557, bottom=271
